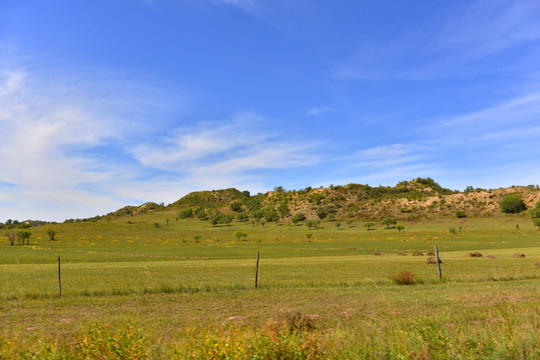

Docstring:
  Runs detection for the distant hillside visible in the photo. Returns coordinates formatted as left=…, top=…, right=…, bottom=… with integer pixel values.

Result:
left=99, top=178, right=539, bottom=224
left=55, top=178, right=539, bottom=226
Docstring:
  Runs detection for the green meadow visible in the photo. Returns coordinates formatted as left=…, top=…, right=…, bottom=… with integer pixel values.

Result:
left=1, top=211, right=540, bottom=359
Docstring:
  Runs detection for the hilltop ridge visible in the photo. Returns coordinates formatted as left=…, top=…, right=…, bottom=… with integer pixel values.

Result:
left=103, top=178, right=540, bottom=223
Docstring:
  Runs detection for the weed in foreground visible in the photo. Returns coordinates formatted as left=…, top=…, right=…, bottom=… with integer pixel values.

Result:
left=390, top=270, right=416, bottom=285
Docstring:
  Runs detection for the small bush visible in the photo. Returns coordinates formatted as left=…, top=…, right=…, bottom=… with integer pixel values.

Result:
left=291, top=212, right=306, bottom=224
left=390, top=270, right=416, bottom=285
left=468, top=251, right=483, bottom=257
left=499, top=193, right=526, bottom=214
left=412, top=252, right=424, bottom=256
left=455, top=210, right=466, bottom=218
left=513, top=253, right=525, bottom=258
left=177, top=208, right=193, bottom=219
left=269, top=311, right=318, bottom=334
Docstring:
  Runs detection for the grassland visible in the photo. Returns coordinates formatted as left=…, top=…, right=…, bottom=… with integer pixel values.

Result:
left=1, top=210, right=540, bottom=359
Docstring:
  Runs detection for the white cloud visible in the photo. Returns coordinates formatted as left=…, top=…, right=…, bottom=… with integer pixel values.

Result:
left=0, top=61, right=321, bottom=221
left=131, top=111, right=320, bottom=178
left=0, top=63, right=182, bottom=221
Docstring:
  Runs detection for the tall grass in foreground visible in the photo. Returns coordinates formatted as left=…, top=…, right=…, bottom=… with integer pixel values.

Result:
left=2, top=306, right=539, bottom=360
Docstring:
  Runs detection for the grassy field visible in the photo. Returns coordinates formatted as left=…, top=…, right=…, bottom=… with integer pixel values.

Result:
left=1, top=212, right=539, bottom=359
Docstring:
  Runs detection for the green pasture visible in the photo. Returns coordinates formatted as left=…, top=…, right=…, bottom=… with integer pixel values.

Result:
left=1, top=214, right=540, bottom=358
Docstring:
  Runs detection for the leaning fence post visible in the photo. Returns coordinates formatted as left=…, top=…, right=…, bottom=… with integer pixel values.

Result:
left=58, top=255, right=62, bottom=296
left=435, top=246, right=442, bottom=280
left=254, top=252, right=260, bottom=289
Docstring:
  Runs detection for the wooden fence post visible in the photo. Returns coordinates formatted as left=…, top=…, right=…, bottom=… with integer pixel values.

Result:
left=435, top=246, right=442, bottom=280
left=254, top=252, right=260, bottom=289
left=58, top=256, right=62, bottom=297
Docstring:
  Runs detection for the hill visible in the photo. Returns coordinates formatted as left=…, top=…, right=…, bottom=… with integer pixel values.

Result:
left=105, top=178, right=540, bottom=224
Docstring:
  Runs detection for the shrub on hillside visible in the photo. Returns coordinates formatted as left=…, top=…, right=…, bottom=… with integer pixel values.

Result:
left=533, top=218, right=540, bottom=230
left=291, top=212, right=306, bottom=224
left=529, top=201, right=540, bottom=218
left=455, top=210, right=466, bottom=218
left=499, top=193, right=526, bottom=214
left=177, top=208, right=193, bottom=219
left=236, top=212, right=249, bottom=222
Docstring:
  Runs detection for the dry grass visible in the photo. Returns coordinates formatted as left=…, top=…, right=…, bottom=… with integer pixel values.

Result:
left=513, top=253, right=526, bottom=258
left=390, top=270, right=416, bottom=285
left=425, top=257, right=442, bottom=264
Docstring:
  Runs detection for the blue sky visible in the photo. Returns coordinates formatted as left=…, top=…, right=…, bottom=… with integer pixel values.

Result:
left=1, top=0, right=540, bottom=221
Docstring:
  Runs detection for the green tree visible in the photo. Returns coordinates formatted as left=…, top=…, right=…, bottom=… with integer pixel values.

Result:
left=305, top=232, right=313, bottom=241
left=46, top=228, right=57, bottom=241
left=455, top=210, right=466, bottom=218
left=363, top=222, right=374, bottom=230
left=17, top=230, right=31, bottom=245
left=6, top=231, right=16, bottom=246
left=396, top=224, right=405, bottom=232
left=381, top=217, right=397, bottom=229
left=335, top=222, right=341, bottom=230
left=499, top=193, right=527, bottom=214
left=234, top=231, right=248, bottom=241
left=533, top=218, right=540, bottom=230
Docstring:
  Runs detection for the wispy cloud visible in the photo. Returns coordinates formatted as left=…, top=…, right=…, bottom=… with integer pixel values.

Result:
left=131, top=111, right=320, bottom=180
left=0, top=63, right=183, bottom=221
left=437, top=0, right=540, bottom=59
left=429, top=92, right=540, bottom=146
left=334, top=0, right=540, bottom=81
left=213, top=0, right=266, bottom=16
left=0, top=60, right=321, bottom=221
left=305, top=106, right=335, bottom=116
